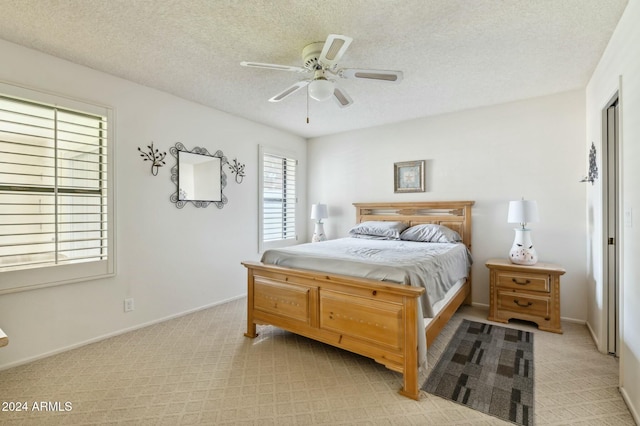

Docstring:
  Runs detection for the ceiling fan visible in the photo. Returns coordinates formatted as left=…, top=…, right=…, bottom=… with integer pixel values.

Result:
left=240, top=34, right=403, bottom=108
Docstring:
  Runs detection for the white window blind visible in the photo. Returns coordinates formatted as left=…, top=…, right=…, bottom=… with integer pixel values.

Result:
left=0, top=86, right=113, bottom=292
left=259, top=146, right=297, bottom=250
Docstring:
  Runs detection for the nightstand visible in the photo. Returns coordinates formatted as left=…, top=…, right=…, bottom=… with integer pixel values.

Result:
left=486, top=258, right=565, bottom=333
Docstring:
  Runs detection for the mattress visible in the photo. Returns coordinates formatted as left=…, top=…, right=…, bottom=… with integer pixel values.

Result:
left=261, top=237, right=472, bottom=318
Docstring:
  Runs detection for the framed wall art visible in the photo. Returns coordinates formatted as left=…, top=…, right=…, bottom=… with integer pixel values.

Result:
left=394, top=160, right=425, bottom=193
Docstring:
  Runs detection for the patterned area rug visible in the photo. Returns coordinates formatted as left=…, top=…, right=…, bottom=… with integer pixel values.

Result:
left=422, top=319, right=534, bottom=425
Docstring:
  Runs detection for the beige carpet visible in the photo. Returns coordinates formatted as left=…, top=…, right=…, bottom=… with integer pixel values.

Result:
left=0, top=298, right=634, bottom=425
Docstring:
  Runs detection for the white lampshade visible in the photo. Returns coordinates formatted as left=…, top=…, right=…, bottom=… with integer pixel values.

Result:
left=308, top=79, right=334, bottom=101
left=310, top=203, right=328, bottom=221
left=507, top=199, right=539, bottom=228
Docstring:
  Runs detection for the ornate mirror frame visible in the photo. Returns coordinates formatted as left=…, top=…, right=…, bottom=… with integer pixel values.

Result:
left=170, top=142, right=228, bottom=209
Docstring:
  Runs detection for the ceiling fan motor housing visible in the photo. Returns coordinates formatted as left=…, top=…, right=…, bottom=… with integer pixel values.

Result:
left=302, top=42, right=325, bottom=70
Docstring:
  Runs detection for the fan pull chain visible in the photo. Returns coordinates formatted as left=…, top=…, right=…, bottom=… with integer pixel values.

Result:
left=306, top=85, right=310, bottom=124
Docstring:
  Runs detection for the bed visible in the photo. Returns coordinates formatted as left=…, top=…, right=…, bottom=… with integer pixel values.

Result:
left=242, top=201, right=474, bottom=400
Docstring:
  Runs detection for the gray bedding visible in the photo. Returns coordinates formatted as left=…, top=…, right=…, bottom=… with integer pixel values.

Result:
left=261, top=237, right=472, bottom=318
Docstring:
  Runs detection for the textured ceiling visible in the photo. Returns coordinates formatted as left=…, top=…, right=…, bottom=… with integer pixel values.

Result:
left=0, top=0, right=629, bottom=138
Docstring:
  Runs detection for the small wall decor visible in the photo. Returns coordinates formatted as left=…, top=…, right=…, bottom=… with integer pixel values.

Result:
left=228, top=158, right=246, bottom=184
left=394, top=160, right=425, bottom=193
left=138, top=142, right=167, bottom=176
left=580, top=142, right=598, bottom=184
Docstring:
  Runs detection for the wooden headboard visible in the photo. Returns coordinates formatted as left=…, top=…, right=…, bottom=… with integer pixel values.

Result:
left=353, top=201, right=475, bottom=251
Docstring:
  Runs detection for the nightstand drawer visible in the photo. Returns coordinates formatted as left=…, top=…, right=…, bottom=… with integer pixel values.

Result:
left=496, top=271, right=549, bottom=292
left=497, top=290, right=550, bottom=318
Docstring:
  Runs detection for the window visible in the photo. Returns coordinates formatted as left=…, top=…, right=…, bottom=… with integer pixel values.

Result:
left=0, top=83, right=114, bottom=293
left=259, top=146, right=297, bottom=251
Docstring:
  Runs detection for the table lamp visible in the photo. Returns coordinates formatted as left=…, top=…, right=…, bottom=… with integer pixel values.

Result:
left=507, top=199, right=539, bottom=265
left=310, top=203, right=328, bottom=242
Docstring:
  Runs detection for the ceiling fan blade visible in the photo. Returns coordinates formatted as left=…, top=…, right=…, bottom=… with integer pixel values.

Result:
left=333, top=87, right=353, bottom=108
left=268, top=81, right=310, bottom=102
left=240, top=61, right=308, bottom=73
left=338, top=68, right=403, bottom=83
left=319, top=34, right=353, bottom=68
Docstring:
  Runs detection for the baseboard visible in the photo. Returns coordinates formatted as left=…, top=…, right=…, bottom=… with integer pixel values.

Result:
left=585, top=320, right=601, bottom=349
left=620, top=386, right=640, bottom=425
left=560, top=316, right=586, bottom=324
left=0, top=294, right=246, bottom=371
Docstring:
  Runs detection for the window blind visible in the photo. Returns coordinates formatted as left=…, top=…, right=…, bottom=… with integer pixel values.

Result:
left=262, top=152, right=297, bottom=243
left=0, top=94, right=109, bottom=272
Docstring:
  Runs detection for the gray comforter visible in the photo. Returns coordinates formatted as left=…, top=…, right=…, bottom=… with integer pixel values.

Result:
left=261, top=237, right=472, bottom=318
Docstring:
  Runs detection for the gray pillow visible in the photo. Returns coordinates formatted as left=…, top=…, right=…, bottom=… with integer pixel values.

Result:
left=348, top=221, right=408, bottom=240
left=400, top=224, right=461, bottom=243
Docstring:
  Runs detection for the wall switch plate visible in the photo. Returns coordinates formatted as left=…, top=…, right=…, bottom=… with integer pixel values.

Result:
left=124, top=298, right=135, bottom=312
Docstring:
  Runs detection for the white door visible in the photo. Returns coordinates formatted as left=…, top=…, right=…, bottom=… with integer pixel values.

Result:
left=605, top=99, right=619, bottom=356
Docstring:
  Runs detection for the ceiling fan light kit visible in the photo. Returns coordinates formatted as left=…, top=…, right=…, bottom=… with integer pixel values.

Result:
left=241, top=34, right=403, bottom=108
left=308, top=72, right=335, bottom=101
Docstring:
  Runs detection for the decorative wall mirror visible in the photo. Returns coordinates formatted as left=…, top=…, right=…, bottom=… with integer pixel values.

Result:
left=170, top=143, right=228, bottom=208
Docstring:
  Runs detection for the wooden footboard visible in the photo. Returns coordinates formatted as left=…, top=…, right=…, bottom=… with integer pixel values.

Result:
left=242, top=261, right=426, bottom=400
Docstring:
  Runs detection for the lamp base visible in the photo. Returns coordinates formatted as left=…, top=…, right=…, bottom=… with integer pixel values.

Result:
left=509, top=228, right=538, bottom=265
left=312, top=222, right=327, bottom=242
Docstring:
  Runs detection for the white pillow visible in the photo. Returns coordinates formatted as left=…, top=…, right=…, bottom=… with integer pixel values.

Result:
left=348, top=221, right=408, bottom=240
left=400, top=224, right=461, bottom=243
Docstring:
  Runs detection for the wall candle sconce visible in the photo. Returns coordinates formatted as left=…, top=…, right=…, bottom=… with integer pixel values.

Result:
left=580, top=142, right=598, bottom=184
left=138, top=142, right=167, bottom=176
left=228, top=158, right=246, bottom=184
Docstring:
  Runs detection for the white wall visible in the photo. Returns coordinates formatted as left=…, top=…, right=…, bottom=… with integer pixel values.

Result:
left=0, top=39, right=307, bottom=368
left=308, top=90, right=587, bottom=321
left=586, top=0, right=640, bottom=421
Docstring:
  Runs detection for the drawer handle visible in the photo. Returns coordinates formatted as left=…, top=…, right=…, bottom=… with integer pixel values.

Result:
left=512, top=278, right=531, bottom=285
left=513, top=299, right=532, bottom=308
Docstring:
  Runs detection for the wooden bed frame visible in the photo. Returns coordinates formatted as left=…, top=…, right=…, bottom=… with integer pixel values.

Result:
left=242, top=201, right=474, bottom=400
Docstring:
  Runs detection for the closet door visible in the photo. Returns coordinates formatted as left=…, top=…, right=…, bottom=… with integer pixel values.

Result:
left=605, top=100, right=619, bottom=357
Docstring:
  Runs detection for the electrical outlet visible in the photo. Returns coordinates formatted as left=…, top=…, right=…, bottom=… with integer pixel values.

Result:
left=124, top=298, right=135, bottom=312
